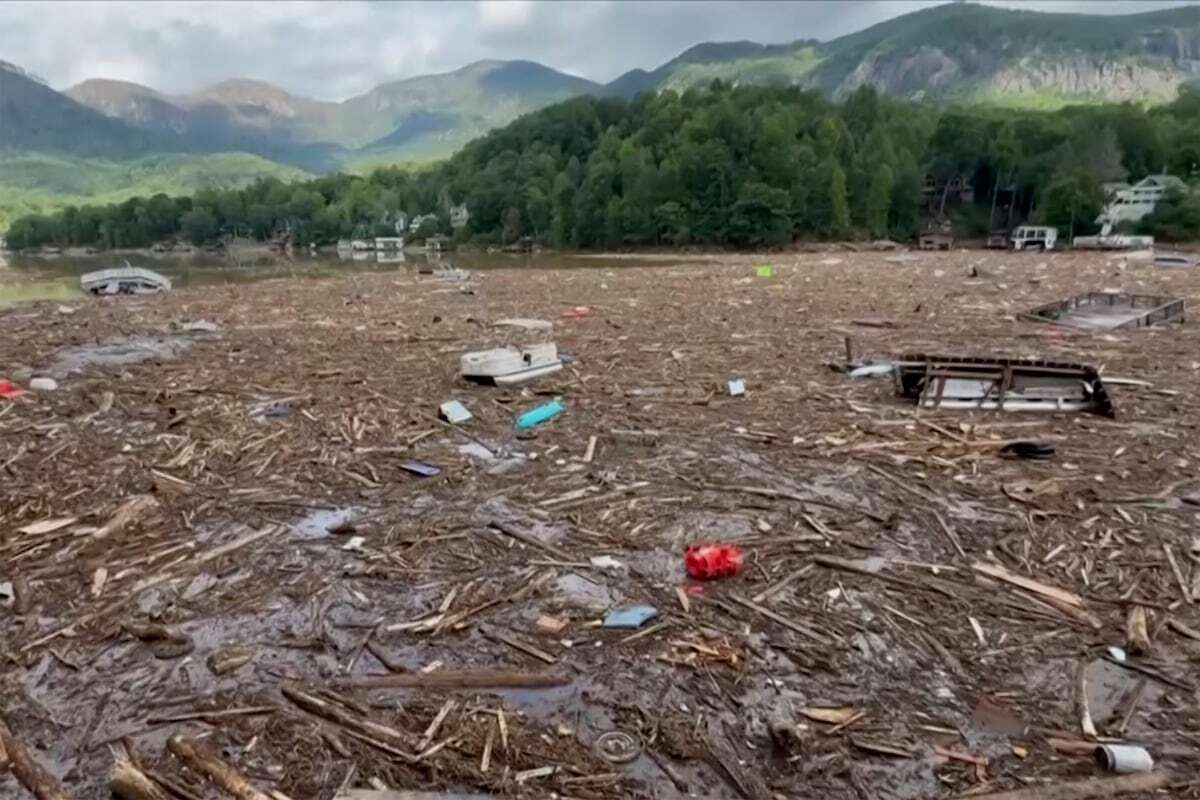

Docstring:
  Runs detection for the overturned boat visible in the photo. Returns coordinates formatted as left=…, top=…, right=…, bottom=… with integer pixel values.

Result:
left=461, top=343, right=563, bottom=387
left=894, top=354, right=1115, bottom=417
left=81, top=266, right=172, bottom=296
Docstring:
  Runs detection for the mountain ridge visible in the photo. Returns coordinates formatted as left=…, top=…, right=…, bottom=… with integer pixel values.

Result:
left=4, top=2, right=1200, bottom=230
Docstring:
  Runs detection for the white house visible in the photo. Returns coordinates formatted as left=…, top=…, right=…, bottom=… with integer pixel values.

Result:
left=449, top=203, right=470, bottom=229
left=409, top=213, right=438, bottom=234
left=1097, top=175, right=1186, bottom=225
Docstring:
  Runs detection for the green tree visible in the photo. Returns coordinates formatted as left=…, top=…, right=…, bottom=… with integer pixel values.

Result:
left=866, top=165, right=894, bottom=239
left=1040, top=167, right=1104, bottom=241
left=550, top=172, right=576, bottom=248
left=1139, top=188, right=1200, bottom=242
left=729, top=182, right=793, bottom=246
left=179, top=207, right=218, bottom=245
left=525, top=186, right=551, bottom=238
left=501, top=206, right=522, bottom=244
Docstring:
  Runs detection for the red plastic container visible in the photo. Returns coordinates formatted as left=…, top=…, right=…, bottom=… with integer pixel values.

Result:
left=0, top=380, right=26, bottom=400
left=685, top=544, right=744, bottom=580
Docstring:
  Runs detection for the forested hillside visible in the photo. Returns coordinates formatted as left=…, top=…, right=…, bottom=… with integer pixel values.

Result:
left=7, top=82, right=1200, bottom=251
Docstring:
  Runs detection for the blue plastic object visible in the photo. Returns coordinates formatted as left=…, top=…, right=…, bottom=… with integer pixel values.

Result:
left=603, top=605, right=658, bottom=629
left=515, top=400, right=565, bottom=430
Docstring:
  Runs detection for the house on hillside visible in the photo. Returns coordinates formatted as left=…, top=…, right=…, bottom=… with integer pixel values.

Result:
left=1097, top=175, right=1187, bottom=225
left=409, top=213, right=438, bottom=234
left=391, top=211, right=408, bottom=235
left=450, top=203, right=470, bottom=229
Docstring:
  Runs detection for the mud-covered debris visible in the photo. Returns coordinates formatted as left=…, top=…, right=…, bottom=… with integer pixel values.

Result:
left=593, top=730, right=642, bottom=764
left=207, top=646, right=255, bottom=675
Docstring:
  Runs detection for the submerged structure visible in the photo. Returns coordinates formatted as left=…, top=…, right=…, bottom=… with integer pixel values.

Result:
left=894, top=354, right=1115, bottom=417
left=1021, top=291, right=1184, bottom=331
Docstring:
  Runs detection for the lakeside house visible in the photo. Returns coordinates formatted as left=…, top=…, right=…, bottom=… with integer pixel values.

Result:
left=450, top=203, right=470, bottom=229
left=374, top=236, right=404, bottom=251
left=1097, top=174, right=1186, bottom=225
left=409, top=213, right=438, bottom=234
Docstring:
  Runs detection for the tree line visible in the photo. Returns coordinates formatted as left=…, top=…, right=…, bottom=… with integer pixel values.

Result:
left=6, top=82, right=1200, bottom=251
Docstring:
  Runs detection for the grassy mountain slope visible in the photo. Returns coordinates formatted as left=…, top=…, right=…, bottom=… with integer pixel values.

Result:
left=605, top=40, right=819, bottom=96
left=339, top=60, right=602, bottom=150
left=0, top=152, right=310, bottom=232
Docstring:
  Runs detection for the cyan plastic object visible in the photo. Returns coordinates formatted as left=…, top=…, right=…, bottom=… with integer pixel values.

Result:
left=603, top=605, right=658, bottom=629
left=516, top=400, right=565, bottom=430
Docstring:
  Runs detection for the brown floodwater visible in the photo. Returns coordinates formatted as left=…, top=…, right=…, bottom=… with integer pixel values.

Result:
left=0, top=249, right=718, bottom=307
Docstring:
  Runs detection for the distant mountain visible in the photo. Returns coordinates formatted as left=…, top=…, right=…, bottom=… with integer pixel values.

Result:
left=66, top=78, right=190, bottom=137
left=58, top=59, right=601, bottom=170
left=606, top=3, right=1200, bottom=104
left=5, top=2, right=1200, bottom=231
left=605, top=40, right=821, bottom=97
left=1, top=62, right=174, bottom=158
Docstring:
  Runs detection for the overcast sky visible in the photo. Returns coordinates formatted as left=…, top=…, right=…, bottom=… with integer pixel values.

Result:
left=2, top=0, right=1196, bottom=101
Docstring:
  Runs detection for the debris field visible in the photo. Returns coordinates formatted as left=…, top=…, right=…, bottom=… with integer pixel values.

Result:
left=1, top=248, right=1199, bottom=800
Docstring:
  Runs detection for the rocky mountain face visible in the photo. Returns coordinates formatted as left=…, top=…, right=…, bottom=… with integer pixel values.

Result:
left=606, top=4, right=1200, bottom=104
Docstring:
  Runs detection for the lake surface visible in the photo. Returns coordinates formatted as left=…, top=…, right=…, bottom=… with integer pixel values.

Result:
left=0, top=249, right=712, bottom=308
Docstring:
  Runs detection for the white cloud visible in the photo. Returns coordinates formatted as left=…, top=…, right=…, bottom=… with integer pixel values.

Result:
left=478, top=0, right=536, bottom=31
left=0, top=0, right=1195, bottom=100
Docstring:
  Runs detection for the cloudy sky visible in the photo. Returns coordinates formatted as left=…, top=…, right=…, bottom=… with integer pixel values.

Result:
left=2, top=0, right=1196, bottom=100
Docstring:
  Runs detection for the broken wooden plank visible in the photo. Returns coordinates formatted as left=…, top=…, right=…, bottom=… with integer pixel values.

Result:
left=1163, top=544, right=1192, bottom=604
left=729, top=593, right=831, bottom=645
left=487, top=521, right=572, bottom=561
left=972, top=561, right=1101, bottom=628
left=480, top=626, right=557, bottom=664
left=16, top=517, right=77, bottom=536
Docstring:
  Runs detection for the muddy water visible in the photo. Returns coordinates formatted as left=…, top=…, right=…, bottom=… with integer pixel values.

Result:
left=0, top=249, right=707, bottom=307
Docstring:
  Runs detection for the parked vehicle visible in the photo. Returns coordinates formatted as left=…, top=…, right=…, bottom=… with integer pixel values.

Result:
left=1010, top=226, right=1057, bottom=251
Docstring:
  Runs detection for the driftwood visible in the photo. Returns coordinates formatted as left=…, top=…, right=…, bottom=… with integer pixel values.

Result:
left=166, top=735, right=272, bottom=800
left=110, top=754, right=173, bottom=800
left=343, top=669, right=571, bottom=690
left=0, top=717, right=71, bottom=800
left=280, top=685, right=418, bottom=760
left=971, top=772, right=1171, bottom=799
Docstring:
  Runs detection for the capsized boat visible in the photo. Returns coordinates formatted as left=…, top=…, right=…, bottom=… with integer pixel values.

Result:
left=80, top=266, right=172, bottom=296
left=461, top=343, right=563, bottom=387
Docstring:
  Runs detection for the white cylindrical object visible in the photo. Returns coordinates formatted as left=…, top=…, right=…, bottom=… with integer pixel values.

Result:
left=1094, top=744, right=1153, bottom=773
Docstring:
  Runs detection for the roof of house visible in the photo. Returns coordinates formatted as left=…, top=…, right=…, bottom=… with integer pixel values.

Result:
left=1135, top=174, right=1186, bottom=190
